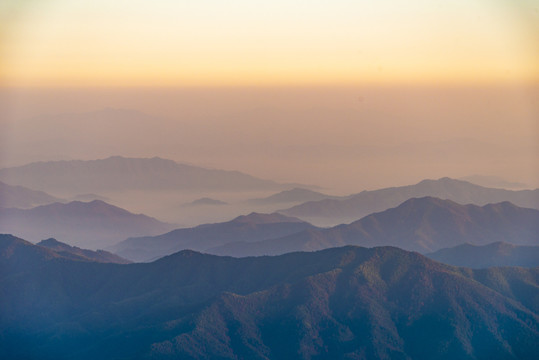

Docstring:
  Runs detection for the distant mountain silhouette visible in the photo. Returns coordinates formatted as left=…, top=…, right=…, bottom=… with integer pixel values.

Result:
left=37, top=238, right=130, bottom=264
left=460, top=175, right=528, bottom=189
left=111, top=212, right=315, bottom=262
left=70, top=193, right=110, bottom=202
left=427, top=242, right=539, bottom=268
left=248, top=187, right=339, bottom=205
left=279, top=177, right=539, bottom=226
left=0, top=200, right=175, bottom=249
left=0, top=156, right=292, bottom=196
left=211, top=197, right=539, bottom=256
left=0, top=181, right=62, bottom=209
left=182, top=197, right=228, bottom=207
left=1, top=240, right=538, bottom=359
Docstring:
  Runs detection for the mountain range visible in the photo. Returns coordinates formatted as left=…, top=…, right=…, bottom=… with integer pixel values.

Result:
left=0, top=181, right=62, bottom=209
left=111, top=212, right=315, bottom=262
left=182, top=197, right=228, bottom=207
left=459, top=175, right=528, bottom=189
left=0, top=156, right=293, bottom=196
left=279, top=177, right=539, bottom=226
left=247, top=188, right=339, bottom=205
left=0, top=200, right=175, bottom=249
left=36, top=238, right=130, bottom=264
left=1, top=235, right=538, bottom=359
left=210, top=197, right=539, bottom=257
left=427, top=242, right=539, bottom=268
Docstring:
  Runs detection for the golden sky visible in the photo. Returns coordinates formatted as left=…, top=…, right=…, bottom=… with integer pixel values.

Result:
left=1, top=0, right=538, bottom=86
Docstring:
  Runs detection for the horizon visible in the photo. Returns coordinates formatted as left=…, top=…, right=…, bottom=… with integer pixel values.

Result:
left=0, top=154, right=536, bottom=192
left=1, top=1, right=538, bottom=192
left=1, top=84, right=537, bottom=193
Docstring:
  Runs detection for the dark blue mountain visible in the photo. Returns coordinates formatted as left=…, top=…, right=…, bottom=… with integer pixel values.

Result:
left=1, top=235, right=538, bottom=359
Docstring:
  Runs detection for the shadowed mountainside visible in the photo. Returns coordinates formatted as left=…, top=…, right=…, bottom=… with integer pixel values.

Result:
left=426, top=242, right=539, bottom=268
left=211, top=197, right=539, bottom=256
left=1, top=236, right=538, bottom=359
left=279, top=177, right=539, bottom=226
left=0, top=234, right=129, bottom=270
left=0, top=200, right=175, bottom=249
left=111, top=212, right=315, bottom=262
left=37, top=238, right=130, bottom=264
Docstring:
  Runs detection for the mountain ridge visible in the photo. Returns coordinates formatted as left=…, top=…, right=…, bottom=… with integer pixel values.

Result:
left=427, top=242, right=539, bottom=268
left=0, top=200, right=175, bottom=249
left=279, top=177, right=539, bottom=226
left=37, top=238, right=131, bottom=264
left=247, top=187, right=340, bottom=205
left=0, top=181, right=63, bottom=209
left=1, top=237, right=538, bottom=359
left=211, top=197, right=539, bottom=256
left=0, top=156, right=297, bottom=195
left=110, top=212, right=315, bottom=262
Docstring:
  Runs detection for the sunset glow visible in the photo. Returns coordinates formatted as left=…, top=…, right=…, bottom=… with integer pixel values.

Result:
left=1, top=0, right=538, bottom=86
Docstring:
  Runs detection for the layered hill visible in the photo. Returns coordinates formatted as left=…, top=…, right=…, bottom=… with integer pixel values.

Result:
left=459, top=175, right=528, bottom=189
left=0, top=200, right=175, bottom=249
left=182, top=197, right=228, bottom=207
left=37, top=238, right=130, bottom=264
left=211, top=197, right=539, bottom=256
left=248, top=188, right=339, bottom=205
left=0, top=156, right=288, bottom=196
left=1, top=237, right=538, bottom=359
left=111, top=212, right=315, bottom=262
left=0, top=234, right=129, bottom=271
left=0, top=181, right=62, bottom=209
left=427, top=242, right=539, bottom=268
left=279, top=177, right=539, bottom=226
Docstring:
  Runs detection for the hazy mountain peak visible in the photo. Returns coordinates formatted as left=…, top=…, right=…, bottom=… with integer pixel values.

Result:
left=183, top=197, right=228, bottom=207
left=34, top=199, right=137, bottom=216
left=220, top=197, right=539, bottom=257
left=0, top=181, right=62, bottom=209
left=112, top=211, right=317, bottom=262
left=0, top=156, right=288, bottom=195
left=103, top=155, right=177, bottom=164
left=231, top=212, right=305, bottom=224
left=345, top=196, right=463, bottom=224
left=460, top=175, right=528, bottom=189
left=0, top=200, right=175, bottom=249
left=280, top=176, right=539, bottom=226
left=248, top=187, right=337, bottom=205
left=37, top=237, right=68, bottom=249
left=397, top=195, right=458, bottom=206
left=416, top=177, right=468, bottom=187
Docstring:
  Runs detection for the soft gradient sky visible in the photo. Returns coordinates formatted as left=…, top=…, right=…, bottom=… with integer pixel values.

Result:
left=1, top=0, right=538, bottom=86
left=0, top=1, right=537, bottom=192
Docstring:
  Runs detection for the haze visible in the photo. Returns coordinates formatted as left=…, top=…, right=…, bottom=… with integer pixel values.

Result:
left=1, top=85, right=537, bottom=193
left=0, top=0, right=538, bottom=193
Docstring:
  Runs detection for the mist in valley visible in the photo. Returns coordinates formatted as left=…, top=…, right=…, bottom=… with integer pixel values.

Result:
left=1, top=85, right=537, bottom=194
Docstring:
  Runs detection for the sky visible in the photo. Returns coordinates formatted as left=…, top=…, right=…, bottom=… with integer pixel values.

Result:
left=0, top=1, right=537, bottom=192
left=1, top=0, right=538, bottom=86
